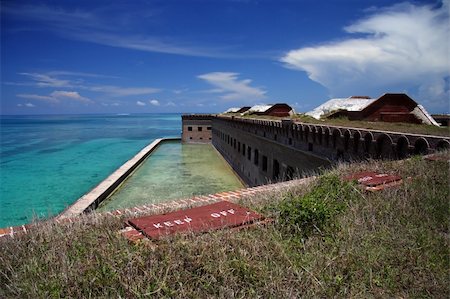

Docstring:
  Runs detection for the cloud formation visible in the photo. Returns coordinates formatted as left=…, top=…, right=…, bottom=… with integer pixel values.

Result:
left=136, top=101, right=146, bottom=106
left=197, top=72, right=266, bottom=102
left=17, top=91, right=92, bottom=104
left=17, top=71, right=160, bottom=97
left=149, top=99, right=160, bottom=106
left=281, top=1, right=449, bottom=110
left=4, top=4, right=231, bottom=58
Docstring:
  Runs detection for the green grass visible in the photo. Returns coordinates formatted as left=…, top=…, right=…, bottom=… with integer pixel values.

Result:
left=1, top=154, right=449, bottom=298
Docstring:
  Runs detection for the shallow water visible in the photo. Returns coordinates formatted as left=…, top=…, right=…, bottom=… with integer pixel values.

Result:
left=98, top=141, right=244, bottom=211
left=0, top=114, right=181, bottom=227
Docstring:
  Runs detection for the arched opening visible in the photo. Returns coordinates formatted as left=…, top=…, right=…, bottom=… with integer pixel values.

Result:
left=437, top=140, right=450, bottom=151
left=324, top=128, right=330, bottom=147
left=353, top=131, right=361, bottom=154
left=311, top=126, right=317, bottom=144
left=376, top=134, right=393, bottom=159
left=332, top=129, right=341, bottom=149
left=317, top=127, right=323, bottom=145
left=364, top=133, right=373, bottom=155
left=304, top=126, right=310, bottom=143
left=273, top=159, right=280, bottom=181
left=396, top=136, right=409, bottom=159
left=343, top=130, right=351, bottom=151
left=414, top=138, right=429, bottom=155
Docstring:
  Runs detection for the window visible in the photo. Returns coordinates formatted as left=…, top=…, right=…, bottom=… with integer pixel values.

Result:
left=242, top=143, right=246, bottom=156
left=207, top=126, right=211, bottom=130
left=247, top=146, right=251, bottom=160
left=233, top=139, right=236, bottom=149
left=273, top=159, right=280, bottom=180
left=262, top=155, right=268, bottom=171
left=254, top=149, right=259, bottom=165
left=289, top=138, right=292, bottom=145
left=189, top=137, right=192, bottom=140
left=198, top=127, right=202, bottom=131
left=188, top=126, right=192, bottom=131
left=238, top=142, right=241, bottom=153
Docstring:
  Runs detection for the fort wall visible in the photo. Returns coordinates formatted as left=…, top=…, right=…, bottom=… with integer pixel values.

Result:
left=183, top=115, right=450, bottom=186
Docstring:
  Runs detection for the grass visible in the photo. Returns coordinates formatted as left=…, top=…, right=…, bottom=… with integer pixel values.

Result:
left=222, top=113, right=450, bottom=137
left=1, top=153, right=449, bottom=298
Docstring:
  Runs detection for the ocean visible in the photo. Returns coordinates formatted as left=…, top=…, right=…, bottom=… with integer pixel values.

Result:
left=0, top=113, right=181, bottom=227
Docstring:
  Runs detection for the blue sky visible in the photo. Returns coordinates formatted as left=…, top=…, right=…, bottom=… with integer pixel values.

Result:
left=1, top=0, right=449, bottom=115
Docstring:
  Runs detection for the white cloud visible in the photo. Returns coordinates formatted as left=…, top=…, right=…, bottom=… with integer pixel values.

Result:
left=281, top=1, right=450, bottom=111
left=197, top=72, right=266, bottom=102
left=166, top=101, right=176, bottom=107
left=16, top=71, right=161, bottom=98
left=17, top=90, right=92, bottom=104
left=17, top=93, right=57, bottom=103
left=50, top=91, right=92, bottom=103
left=89, top=85, right=160, bottom=97
left=136, top=101, right=146, bottom=106
left=19, top=72, right=72, bottom=87
left=4, top=4, right=231, bottom=58
left=17, top=103, right=36, bottom=108
left=149, top=99, right=160, bottom=106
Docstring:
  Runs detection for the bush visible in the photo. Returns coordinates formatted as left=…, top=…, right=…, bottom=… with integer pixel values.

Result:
left=276, top=175, right=358, bottom=237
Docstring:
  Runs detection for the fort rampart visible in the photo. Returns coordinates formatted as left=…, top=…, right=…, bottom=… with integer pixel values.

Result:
left=184, top=114, right=450, bottom=186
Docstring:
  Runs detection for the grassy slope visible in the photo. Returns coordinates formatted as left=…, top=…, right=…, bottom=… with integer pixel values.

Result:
left=1, top=155, right=449, bottom=298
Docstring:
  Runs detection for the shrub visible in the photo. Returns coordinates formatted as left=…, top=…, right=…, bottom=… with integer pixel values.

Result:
left=276, top=175, right=358, bottom=237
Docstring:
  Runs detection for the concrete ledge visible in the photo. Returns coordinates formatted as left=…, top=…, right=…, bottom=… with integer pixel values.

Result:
left=57, top=137, right=180, bottom=219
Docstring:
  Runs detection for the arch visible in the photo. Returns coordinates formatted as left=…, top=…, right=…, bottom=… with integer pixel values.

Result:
left=396, top=136, right=410, bottom=159
left=414, top=138, right=429, bottom=155
left=332, top=129, right=342, bottom=149
left=324, top=127, right=331, bottom=147
left=304, top=126, right=310, bottom=143
left=317, top=127, right=323, bottom=145
left=343, top=130, right=351, bottom=151
left=436, top=139, right=450, bottom=151
left=376, top=134, right=394, bottom=159
left=353, top=131, right=361, bottom=154
left=298, top=124, right=304, bottom=141
left=363, top=132, right=374, bottom=154
left=311, top=126, right=317, bottom=143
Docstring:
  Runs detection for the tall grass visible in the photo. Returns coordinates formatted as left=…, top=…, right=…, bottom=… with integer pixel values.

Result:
left=1, top=154, right=448, bottom=298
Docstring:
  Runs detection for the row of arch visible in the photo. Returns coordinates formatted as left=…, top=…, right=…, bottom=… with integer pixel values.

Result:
left=218, top=117, right=450, bottom=160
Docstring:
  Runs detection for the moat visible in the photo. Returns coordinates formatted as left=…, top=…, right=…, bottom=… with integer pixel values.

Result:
left=98, top=141, right=244, bottom=211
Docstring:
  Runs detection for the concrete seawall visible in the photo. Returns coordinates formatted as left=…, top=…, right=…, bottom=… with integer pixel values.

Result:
left=58, top=137, right=180, bottom=219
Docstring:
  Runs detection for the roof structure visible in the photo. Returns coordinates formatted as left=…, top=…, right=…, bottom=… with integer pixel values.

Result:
left=306, top=96, right=375, bottom=119
left=247, top=104, right=274, bottom=113
left=224, top=107, right=241, bottom=113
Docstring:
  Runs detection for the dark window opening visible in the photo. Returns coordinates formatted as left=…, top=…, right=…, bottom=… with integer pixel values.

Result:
left=273, top=159, right=280, bottom=180
left=308, top=143, right=313, bottom=151
left=207, top=126, right=211, bottom=130
left=247, top=146, right=251, bottom=160
left=200, top=137, right=203, bottom=140
left=262, top=156, right=268, bottom=171
left=238, top=142, right=241, bottom=153
left=188, top=126, right=192, bottom=131
left=254, top=149, right=259, bottom=165
left=274, top=134, right=277, bottom=141
left=198, top=127, right=203, bottom=131
left=286, top=166, right=295, bottom=180
left=289, top=138, right=292, bottom=145
left=242, top=144, right=246, bottom=156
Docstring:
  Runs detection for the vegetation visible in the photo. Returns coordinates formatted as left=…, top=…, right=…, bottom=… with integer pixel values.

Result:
left=1, top=154, right=449, bottom=298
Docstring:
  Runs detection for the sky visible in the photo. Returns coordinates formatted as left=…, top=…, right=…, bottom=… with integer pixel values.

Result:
left=1, top=0, right=449, bottom=115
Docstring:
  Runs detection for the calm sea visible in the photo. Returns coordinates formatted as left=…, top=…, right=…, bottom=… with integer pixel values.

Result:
left=0, top=113, right=181, bottom=227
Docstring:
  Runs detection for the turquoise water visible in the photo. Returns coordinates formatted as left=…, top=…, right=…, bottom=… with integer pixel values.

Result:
left=98, top=141, right=244, bottom=211
left=0, top=114, right=181, bottom=227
